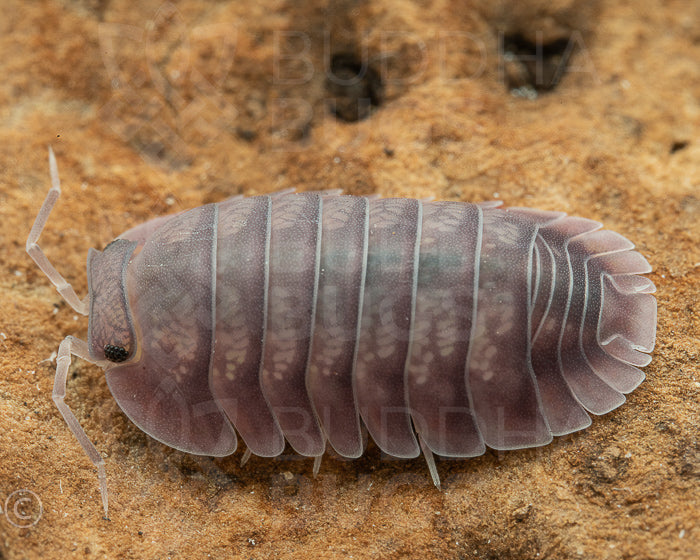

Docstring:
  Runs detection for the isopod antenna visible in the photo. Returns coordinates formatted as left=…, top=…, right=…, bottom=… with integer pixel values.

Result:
left=26, top=147, right=89, bottom=315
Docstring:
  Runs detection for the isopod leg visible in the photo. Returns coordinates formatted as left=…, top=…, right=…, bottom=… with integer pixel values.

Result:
left=53, top=336, right=109, bottom=517
left=312, top=455, right=323, bottom=477
left=240, top=447, right=252, bottom=467
left=418, top=434, right=441, bottom=490
left=26, top=148, right=88, bottom=315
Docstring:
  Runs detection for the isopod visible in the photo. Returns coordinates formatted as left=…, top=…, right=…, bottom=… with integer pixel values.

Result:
left=27, top=149, right=657, bottom=516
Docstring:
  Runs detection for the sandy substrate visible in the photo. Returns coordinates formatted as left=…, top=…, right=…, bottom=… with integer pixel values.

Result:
left=0, top=1, right=698, bottom=558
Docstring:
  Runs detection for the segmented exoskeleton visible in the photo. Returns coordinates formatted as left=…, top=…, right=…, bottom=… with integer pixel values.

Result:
left=27, top=149, right=657, bottom=515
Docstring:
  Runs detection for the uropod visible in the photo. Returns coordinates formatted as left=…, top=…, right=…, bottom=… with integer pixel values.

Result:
left=27, top=149, right=657, bottom=516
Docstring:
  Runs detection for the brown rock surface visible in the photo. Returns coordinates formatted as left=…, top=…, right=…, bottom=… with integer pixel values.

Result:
left=0, top=1, right=698, bottom=558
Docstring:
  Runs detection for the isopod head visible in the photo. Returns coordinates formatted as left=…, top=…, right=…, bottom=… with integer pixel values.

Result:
left=86, top=239, right=137, bottom=364
left=87, top=236, right=232, bottom=455
left=101, top=204, right=239, bottom=457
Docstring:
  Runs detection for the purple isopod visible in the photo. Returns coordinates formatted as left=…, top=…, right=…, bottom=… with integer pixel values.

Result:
left=27, top=149, right=657, bottom=516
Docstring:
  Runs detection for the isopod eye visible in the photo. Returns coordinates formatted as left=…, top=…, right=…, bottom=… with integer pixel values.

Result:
left=104, top=344, right=129, bottom=363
